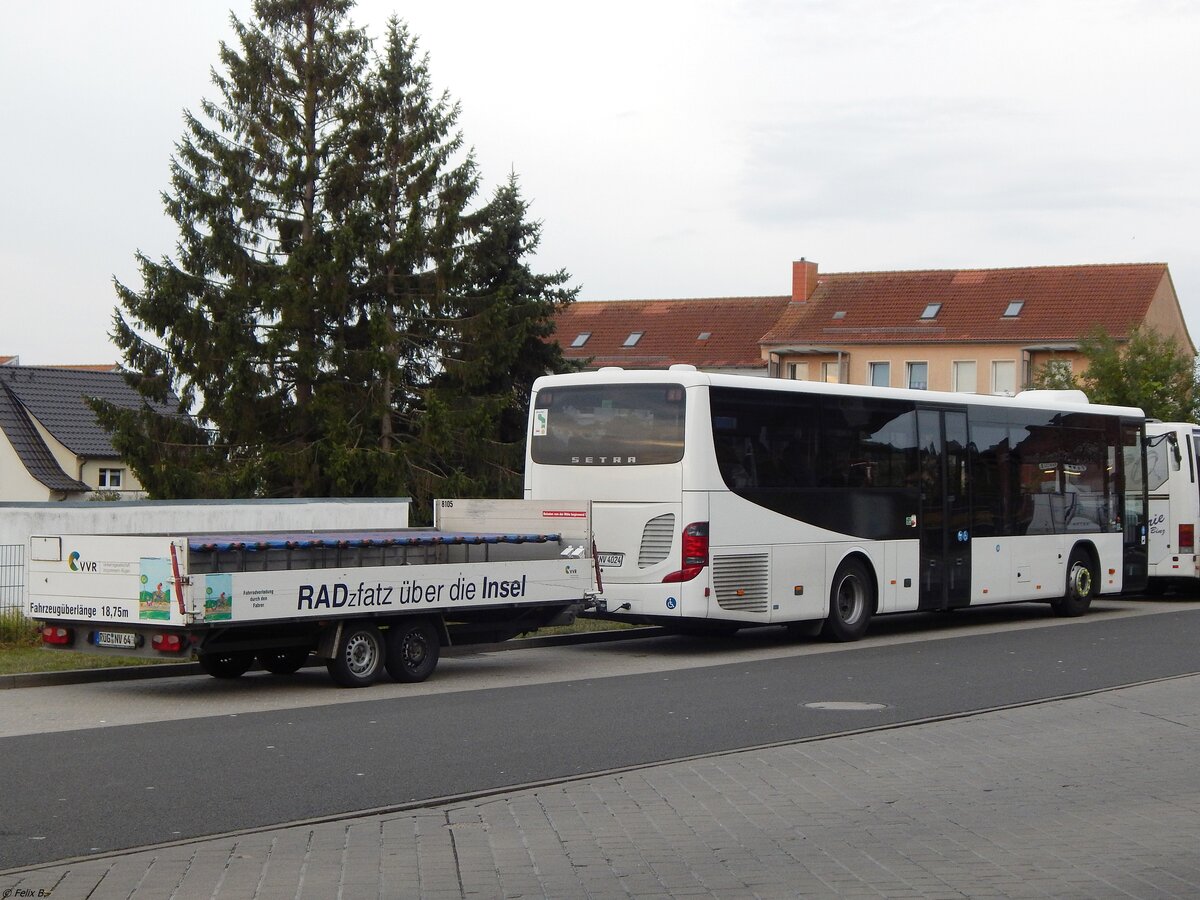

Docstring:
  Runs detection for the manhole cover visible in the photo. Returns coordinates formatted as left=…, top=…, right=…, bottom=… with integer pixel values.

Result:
left=803, top=701, right=888, bottom=711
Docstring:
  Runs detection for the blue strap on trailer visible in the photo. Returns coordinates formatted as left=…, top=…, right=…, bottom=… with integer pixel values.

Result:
left=187, top=530, right=562, bottom=553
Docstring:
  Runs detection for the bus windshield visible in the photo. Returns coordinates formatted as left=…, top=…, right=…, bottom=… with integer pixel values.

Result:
left=530, top=384, right=686, bottom=465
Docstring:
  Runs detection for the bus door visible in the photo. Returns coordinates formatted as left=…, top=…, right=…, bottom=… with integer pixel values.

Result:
left=1122, top=421, right=1149, bottom=591
left=917, top=408, right=972, bottom=610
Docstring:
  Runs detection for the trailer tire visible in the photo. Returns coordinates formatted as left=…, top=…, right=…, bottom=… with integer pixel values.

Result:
left=823, top=558, right=874, bottom=642
left=258, top=648, right=310, bottom=675
left=327, top=624, right=384, bottom=688
left=386, top=619, right=440, bottom=683
left=198, top=651, right=254, bottom=679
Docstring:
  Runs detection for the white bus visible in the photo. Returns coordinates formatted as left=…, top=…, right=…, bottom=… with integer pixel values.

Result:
left=1144, top=421, right=1200, bottom=589
left=526, top=366, right=1149, bottom=640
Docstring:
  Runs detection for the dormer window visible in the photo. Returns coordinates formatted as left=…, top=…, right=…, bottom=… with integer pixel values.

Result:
left=1003, top=300, right=1024, bottom=317
left=920, top=303, right=941, bottom=320
left=570, top=332, right=591, bottom=348
left=623, top=331, right=643, bottom=347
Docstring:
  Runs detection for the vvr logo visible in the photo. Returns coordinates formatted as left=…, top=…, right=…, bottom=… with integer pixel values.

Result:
left=68, top=551, right=97, bottom=573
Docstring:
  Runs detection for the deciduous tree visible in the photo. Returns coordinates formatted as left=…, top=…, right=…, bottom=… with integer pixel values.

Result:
left=1032, top=325, right=1199, bottom=420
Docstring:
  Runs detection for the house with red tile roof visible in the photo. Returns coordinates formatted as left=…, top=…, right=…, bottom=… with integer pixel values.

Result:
left=553, top=296, right=792, bottom=375
left=554, top=260, right=1194, bottom=394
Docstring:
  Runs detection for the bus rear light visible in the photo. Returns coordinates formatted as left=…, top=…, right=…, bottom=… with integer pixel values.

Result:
left=1180, top=524, right=1194, bottom=555
left=41, top=626, right=72, bottom=646
left=663, top=521, right=709, bottom=583
left=151, top=633, right=185, bottom=653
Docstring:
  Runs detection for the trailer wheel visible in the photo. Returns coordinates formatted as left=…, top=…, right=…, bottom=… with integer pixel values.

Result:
left=327, top=624, right=384, bottom=688
left=258, top=648, right=310, bottom=675
left=385, top=619, right=440, bottom=683
left=1052, top=548, right=1095, bottom=618
left=198, top=651, right=254, bottom=679
left=823, top=558, right=874, bottom=642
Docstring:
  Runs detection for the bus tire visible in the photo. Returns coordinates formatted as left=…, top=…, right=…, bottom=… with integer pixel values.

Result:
left=385, top=619, right=440, bottom=683
left=823, top=558, right=874, bottom=642
left=257, top=648, right=310, bottom=675
left=1053, top=548, right=1095, bottom=618
left=327, top=624, right=385, bottom=688
left=198, top=651, right=254, bottom=679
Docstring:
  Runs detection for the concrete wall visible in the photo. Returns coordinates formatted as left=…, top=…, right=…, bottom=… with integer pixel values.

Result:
left=0, top=497, right=413, bottom=548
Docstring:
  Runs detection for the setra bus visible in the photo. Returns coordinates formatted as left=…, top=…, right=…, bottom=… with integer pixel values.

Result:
left=526, top=366, right=1149, bottom=640
left=1144, top=421, right=1200, bottom=589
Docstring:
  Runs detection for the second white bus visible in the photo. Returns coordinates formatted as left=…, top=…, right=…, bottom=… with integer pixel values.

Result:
left=526, top=366, right=1149, bottom=640
left=1144, top=421, right=1200, bottom=589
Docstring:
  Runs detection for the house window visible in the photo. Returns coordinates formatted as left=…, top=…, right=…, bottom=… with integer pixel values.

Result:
left=907, top=362, right=928, bottom=390
left=697, top=332, right=711, bottom=341
left=786, top=362, right=809, bottom=380
left=821, top=361, right=840, bottom=384
left=920, top=303, right=941, bottom=319
left=1003, top=300, right=1024, bottom=317
left=868, top=362, right=890, bottom=387
left=98, top=468, right=124, bottom=489
left=992, top=360, right=1017, bottom=395
left=570, top=332, right=591, bottom=348
left=952, top=361, right=977, bottom=393
left=623, top=332, right=643, bottom=347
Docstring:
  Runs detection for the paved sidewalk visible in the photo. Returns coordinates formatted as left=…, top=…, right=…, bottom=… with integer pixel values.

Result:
left=4, top=675, right=1200, bottom=899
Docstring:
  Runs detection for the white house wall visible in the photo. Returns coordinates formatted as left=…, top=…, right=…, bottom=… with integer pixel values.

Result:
left=0, top=434, right=56, bottom=502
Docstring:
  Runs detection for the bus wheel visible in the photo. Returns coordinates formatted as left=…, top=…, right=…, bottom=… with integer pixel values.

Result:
left=198, top=651, right=254, bottom=679
left=257, top=648, right=310, bottom=675
left=824, top=558, right=874, bottom=642
left=327, top=624, right=385, bottom=688
left=1053, top=549, right=1095, bottom=618
left=385, top=619, right=440, bottom=683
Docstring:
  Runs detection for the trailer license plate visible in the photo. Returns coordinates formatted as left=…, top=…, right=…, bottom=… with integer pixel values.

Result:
left=597, top=552, right=625, bottom=567
left=97, top=631, right=137, bottom=648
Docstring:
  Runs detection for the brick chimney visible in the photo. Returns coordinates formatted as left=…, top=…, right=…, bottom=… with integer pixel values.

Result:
left=792, top=258, right=818, bottom=302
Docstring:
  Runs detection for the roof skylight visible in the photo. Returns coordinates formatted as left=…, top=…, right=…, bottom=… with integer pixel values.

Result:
left=1003, top=300, right=1025, bottom=317
left=623, top=331, right=644, bottom=347
left=570, top=332, right=591, bottom=347
left=920, top=303, right=942, bottom=319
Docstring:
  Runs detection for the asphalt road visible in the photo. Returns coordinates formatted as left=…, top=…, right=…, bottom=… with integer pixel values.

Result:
left=2, top=601, right=1199, bottom=870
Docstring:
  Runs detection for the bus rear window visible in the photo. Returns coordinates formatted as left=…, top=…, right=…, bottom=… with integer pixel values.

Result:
left=531, top=384, right=686, bottom=465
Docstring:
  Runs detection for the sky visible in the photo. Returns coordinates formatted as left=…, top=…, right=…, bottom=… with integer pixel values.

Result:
left=2, top=0, right=1198, bottom=365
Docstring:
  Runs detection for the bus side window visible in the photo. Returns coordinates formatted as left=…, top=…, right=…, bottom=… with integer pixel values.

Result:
left=716, top=437, right=751, bottom=488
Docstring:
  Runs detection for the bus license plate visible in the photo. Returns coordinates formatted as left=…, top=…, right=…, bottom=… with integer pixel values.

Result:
left=597, top=552, right=625, bottom=567
left=96, top=631, right=137, bottom=648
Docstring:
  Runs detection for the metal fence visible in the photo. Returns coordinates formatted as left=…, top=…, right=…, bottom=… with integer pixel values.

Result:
left=1, top=544, right=24, bottom=618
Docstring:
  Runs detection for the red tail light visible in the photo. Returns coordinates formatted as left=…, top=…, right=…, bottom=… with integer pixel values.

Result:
left=152, top=633, right=185, bottom=653
left=1180, top=524, right=1194, bottom=555
left=662, top=521, right=709, bottom=583
left=41, top=626, right=72, bottom=646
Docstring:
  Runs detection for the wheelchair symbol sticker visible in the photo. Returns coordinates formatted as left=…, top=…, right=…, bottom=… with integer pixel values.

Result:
left=666, top=597, right=677, bottom=610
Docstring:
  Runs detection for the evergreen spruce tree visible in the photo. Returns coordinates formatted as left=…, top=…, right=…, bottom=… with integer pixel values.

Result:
left=96, top=4, right=576, bottom=506
left=321, top=16, right=479, bottom=499
left=413, top=173, right=578, bottom=507
left=97, top=0, right=372, bottom=497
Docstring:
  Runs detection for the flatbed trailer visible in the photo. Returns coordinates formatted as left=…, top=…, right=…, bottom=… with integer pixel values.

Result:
left=25, top=499, right=594, bottom=687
